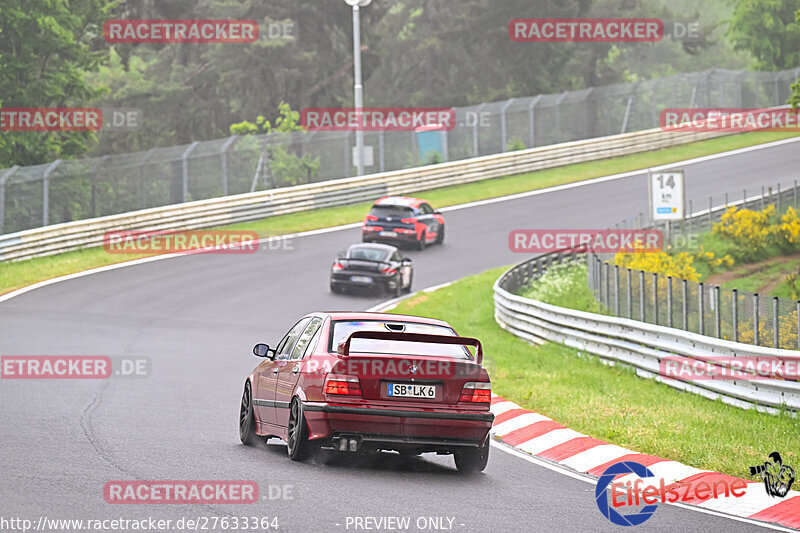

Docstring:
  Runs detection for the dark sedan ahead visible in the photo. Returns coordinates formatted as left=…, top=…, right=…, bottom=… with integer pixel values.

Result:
left=330, top=243, right=413, bottom=297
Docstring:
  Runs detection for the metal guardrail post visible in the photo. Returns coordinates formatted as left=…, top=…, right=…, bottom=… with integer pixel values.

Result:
left=794, top=181, right=797, bottom=208
left=698, top=282, right=705, bottom=335
left=221, top=135, right=238, bottom=196
left=614, top=265, right=620, bottom=316
left=181, top=141, right=199, bottom=203
left=0, top=166, right=20, bottom=235
left=500, top=98, right=514, bottom=151
left=639, top=270, right=645, bottom=322
left=743, top=189, right=746, bottom=210
left=715, top=286, right=721, bottom=338
left=761, top=186, right=765, bottom=210
left=652, top=273, right=658, bottom=325
left=732, top=289, right=738, bottom=343
left=667, top=276, right=673, bottom=328
left=754, top=293, right=760, bottom=346
left=707, top=196, right=712, bottom=229
left=773, top=297, right=779, bottom=348
left=777, top=183, right=781, bottom=213
left=42, top=159, right=61, bottom=227
left=627, top=268, right=632, bottom=318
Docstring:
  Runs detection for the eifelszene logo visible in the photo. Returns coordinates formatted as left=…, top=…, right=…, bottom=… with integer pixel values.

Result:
left=749, top=452, right=796, bottom=498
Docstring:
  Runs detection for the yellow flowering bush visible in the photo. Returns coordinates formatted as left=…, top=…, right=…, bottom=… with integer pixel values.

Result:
left=613, top=240, right=700, bottom=281
left=712, top=204, right=800, bottom=261
left=693, top=245, right=734, bottom=274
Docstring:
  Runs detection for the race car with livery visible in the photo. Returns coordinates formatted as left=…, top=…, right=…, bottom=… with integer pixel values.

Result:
left=330, top=243, right=413, bottom=296
left=361, top=196, right=445, bottom=250
left=239, top=312, right=493, bottom=472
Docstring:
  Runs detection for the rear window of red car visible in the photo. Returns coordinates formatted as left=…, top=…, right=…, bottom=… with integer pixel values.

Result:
left=368, top=205, right=415, bottom=218
left=329, top=320, right=473, bottom=359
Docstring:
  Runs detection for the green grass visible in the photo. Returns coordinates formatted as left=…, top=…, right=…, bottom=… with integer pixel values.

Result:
left=389, top=266, right=800, bottom=477
left=2, top=130, right=798, bottom=296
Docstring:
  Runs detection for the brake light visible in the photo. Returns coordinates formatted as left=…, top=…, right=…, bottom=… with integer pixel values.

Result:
left=332, top=262, right=345, bottom=271
left=365, top=215, right=379, bottom=222
left=381, top=267, right=397, bottom=275
left=459, top=382, right=491, bottom=402
left=400, top=217, right=417, bottom=224
left=323, top=374, right=362, bottom=396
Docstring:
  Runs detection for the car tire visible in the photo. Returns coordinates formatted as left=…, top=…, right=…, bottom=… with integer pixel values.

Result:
left=287, top=398, right=313, bottom=461
left=404, top=272, right=413, bottom=294
left=436, top=226, right=445, bottom=245
left=416, top=231, right=427, bottom=251
left=239, top=381, right=258, bottom=446
left=454, top=436, right=490, bottom=473
left=330, top=283, right=342, bottom=294
left=394, top=273, right=403, bottom=297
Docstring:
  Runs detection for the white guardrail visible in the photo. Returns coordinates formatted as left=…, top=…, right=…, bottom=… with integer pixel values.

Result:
left=0, top=126, right=729, bottom=262
left=493, top=251, right=800, bottom=413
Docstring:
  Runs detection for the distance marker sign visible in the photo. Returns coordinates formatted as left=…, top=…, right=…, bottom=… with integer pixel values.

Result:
left=649, top=170, right=685, bottom=221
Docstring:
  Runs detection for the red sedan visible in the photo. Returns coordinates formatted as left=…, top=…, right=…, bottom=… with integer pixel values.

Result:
left=361, top=196, right=445, bottom=250
left=239, top=312, right=493, bottom=472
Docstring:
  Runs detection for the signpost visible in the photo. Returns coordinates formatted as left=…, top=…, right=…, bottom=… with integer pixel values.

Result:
left=649, top=169, right=685, bottom=247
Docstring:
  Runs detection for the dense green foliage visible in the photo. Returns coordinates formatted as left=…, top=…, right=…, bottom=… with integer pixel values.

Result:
left=1, top=0, right=798, bottom=166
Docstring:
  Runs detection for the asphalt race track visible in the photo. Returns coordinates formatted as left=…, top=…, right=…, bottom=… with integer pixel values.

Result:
left=1, top=139, right=799, bottom=532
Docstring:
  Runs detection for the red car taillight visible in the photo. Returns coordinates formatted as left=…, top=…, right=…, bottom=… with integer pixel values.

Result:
left=332, top=262, right=345, bottom=271
left=381, top=267, right=397, bottom=275
left=401, top=217, right=417, bottom=224
left=323, top=374, right=362, bottom=396
left=459, top=382, right=491, bottom=403
left=365, top=215, right=379, bottom=222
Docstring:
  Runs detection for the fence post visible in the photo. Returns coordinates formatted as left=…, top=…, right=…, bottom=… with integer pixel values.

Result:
left=500, top=98, right=514, bottom=152
left=181, top=141, right=199, bottom=203
left=620, top=94, right=634, bottom=134
left=743, top=188, right=746, bottom=210
left=708, top=196, right=712, bottom=229
left=639, top=270, right=645, bottom=322
left=221, top=135, right=238, bottom=196
left=698, top=282, right=705, bottom=335
left=715, top=286, right=721, bottom=338
left=667, top=276, right=673, bottom=327
left=652, top=273, right=658, bottom=325
left=732, top=289, right=738, bottom=343
left=761, top=186, right=765, bottom=210
left=724, top=192, right=728, bottom=208
left=795, top=180, right=798, bottom=209
left=773, top=297, right=779, bottom=348
left=754, top=293, right=760, bottom=346
left=604, top=262, right=610, bottom=308
left=614, top=265, right=620, bottom=316
left=473, top=103, right=487, bottom=157
left=797, top=300, right=800, bottom=350
left=627, top=268, right=632, bottom=319
left=777, top=183, right=781, bottom=213
left=597, top=257, right=603, bottom=303
left=42, top=159, right=61, bottom=227
left=439, top=129, right=448, bottom=163
left=682, top=279, right=688, bottom=330
left=0, top=166, right=20, bottom=235
left=528, top=95, right=542, bottom=148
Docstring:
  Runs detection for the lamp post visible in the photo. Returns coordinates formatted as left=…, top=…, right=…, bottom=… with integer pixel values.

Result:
left=345, top=0, right=371, bottom=176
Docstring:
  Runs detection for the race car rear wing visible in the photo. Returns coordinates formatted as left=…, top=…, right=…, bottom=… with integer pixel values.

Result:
left=337, top=331, right=483, bottom=365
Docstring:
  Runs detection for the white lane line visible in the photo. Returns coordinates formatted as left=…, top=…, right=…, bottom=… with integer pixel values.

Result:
left=490, top=441, right=797, bottom=532
left=559, top=444, right=634, bottom=473
left=491, top=412, right=552, bottom=437
left=3, top=136, right=798, bottom=306
left=516, top=428, right=585, bottom=455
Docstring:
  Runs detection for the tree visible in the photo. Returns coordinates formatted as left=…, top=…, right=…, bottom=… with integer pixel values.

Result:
left=230, top=102, right=320, bottom=189
left=0, top=0, right=111, bottom=166
left=728, top=0, right=800, bottom=71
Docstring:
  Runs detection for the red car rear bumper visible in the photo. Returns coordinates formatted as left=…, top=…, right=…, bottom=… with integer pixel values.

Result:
left=302, top=401, right=493, bottom=447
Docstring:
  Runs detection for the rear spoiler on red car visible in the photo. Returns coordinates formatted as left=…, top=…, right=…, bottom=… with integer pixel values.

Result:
left=337, top=331, right=483, bottom=364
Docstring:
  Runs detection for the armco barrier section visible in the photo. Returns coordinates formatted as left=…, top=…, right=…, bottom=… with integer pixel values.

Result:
left=493, top=250, right=800, bottom=413
left=0, top=126, right=728, bottom=262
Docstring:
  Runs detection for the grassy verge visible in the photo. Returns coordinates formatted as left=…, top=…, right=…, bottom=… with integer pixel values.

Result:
left=389, top=266, right=800, bottom=477
left=2, top=131, right=798, bottom=296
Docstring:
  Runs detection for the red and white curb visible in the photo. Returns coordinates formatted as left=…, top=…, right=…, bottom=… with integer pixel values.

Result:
left=490, top=394, right=800, bottom=530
